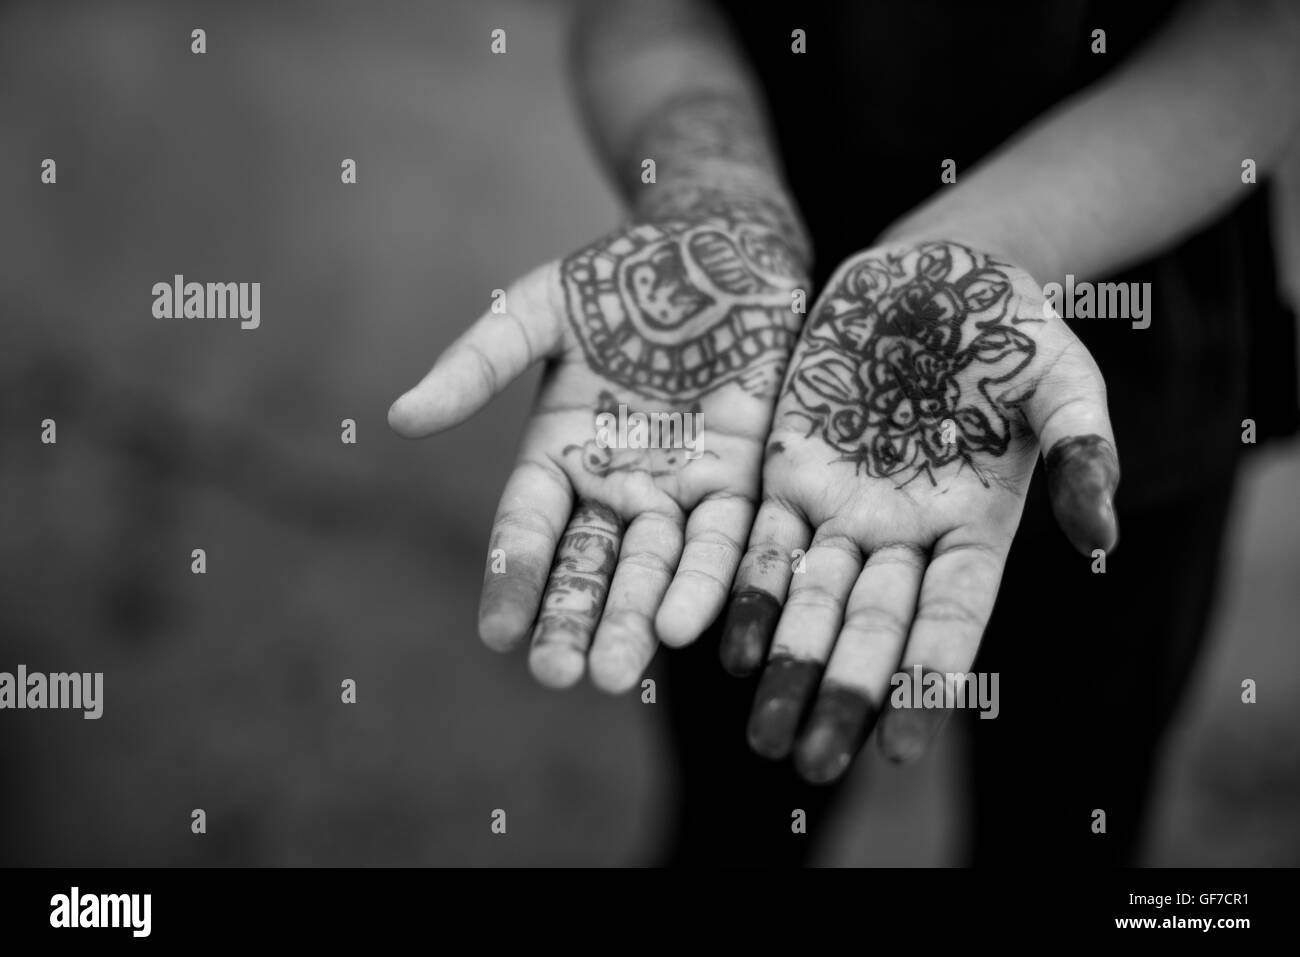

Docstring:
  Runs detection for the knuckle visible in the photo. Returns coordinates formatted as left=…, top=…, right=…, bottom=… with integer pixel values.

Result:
left=844, top=604, right=909, bottom=637
left=915, top=596, right=983, bottom=630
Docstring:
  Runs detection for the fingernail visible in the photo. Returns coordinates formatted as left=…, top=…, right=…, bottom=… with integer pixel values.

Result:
left=1045, top=434, right=1120, bottom=555
left=879, top=706, right=943, bottom=764
left=720, top=588, right=781, bottom=677
left=794, top=685, right=876, bottom=784
left=747, top=655, right=822, bottom=759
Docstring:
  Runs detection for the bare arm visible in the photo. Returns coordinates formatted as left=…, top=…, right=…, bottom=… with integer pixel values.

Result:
left=881, top=0, right=1300, bottom=282
left=390, top=0, right=814, bottom=692
left=570, top=0, right=809, bottom=261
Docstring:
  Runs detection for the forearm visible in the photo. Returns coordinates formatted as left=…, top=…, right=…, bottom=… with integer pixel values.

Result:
left=570, top=0, right=809, bottom=262
left=880, top=0, right=1300, bottom=282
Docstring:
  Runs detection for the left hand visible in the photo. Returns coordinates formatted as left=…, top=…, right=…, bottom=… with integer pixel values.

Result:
left=720, top=238, right=1120, bottom=782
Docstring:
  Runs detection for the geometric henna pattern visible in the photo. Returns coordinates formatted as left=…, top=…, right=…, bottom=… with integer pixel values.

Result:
left=561, top=212, right=803, bottom=404
left=532, top=502, right=619, bottom=640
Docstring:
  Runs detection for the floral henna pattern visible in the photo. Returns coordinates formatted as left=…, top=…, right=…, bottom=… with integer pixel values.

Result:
left=786, top=242, right=1042, bottom=486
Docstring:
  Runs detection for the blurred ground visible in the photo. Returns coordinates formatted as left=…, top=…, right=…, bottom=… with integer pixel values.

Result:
left=0, top=0, right=1297, bottom=866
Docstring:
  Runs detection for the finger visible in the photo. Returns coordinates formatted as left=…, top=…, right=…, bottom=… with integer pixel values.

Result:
left=477, top=459, right=574, bottom=652
left=718, top=499, right=811, bottom=677
left=589, top=509, right=684, bottom=694
left=388, top=265, right=562, bottom=437
left=878, top=536, right=1006, bottom=763
left=655, top=493, right=754, bottom=649
left=528, top=501, right=623, bottom=689
left=1025, top=333, right=1120, bottom=555
left=793, top=543, right=925, bottom=785
left=747, top=533, right=862, bottom=760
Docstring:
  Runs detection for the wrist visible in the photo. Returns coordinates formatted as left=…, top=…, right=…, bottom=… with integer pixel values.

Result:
left=631, top=169, right=812, bottom=271
left=874, top=212, right=1052, bottom=285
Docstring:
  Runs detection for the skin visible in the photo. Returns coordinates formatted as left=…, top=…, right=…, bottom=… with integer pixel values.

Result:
left=391, top=0, right=1299, bottom=779
left=389, top=86, right=811, bottom=693
left=723, top=239, right=1119, bottom=784
left=879, top=0, right=1300, bottom=282
left=717, top=0, right=1298, bottom=783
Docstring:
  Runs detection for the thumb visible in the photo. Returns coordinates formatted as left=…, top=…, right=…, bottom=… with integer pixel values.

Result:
left=387, top=264, right=563, bottom=438
left=1024, top=335, right=1121, bottom=556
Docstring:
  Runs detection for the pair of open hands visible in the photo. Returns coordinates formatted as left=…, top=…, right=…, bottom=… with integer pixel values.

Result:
left=388, top=202, right=1120, bottom=784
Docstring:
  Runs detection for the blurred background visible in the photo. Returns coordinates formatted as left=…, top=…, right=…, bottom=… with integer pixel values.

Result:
left=1, top=0, right=1297, bottom=866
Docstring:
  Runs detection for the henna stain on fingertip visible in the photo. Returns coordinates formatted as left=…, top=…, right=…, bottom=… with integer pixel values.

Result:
left=719, top=588, right=782, bottom=676
left=746, top=655, right=823, bottom=759
left=794, top=684, right=878, bottom=785
left=1044, top=434, right=1121, bottom=553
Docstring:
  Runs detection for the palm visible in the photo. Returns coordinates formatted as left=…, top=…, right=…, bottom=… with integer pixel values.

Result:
left=524, top=215, right=793, bottom=511
left=722, top=240, right=1120, bottom=783
left=764, top=241, right=1044, bottom=551
left=392, top=207, right=807, bottom=691
left=520, top=361, right=767, bottom=529
left=761, top=427, right=1031, bottom=558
